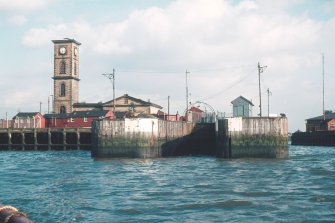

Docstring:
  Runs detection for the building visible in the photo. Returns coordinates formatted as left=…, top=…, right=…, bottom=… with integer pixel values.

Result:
left=12, top=112, right=45, bottom=128
left=231, top=96, right=254, bottom=117
left=44, top=110, right=114, bottom=128
left=306, top=111, right=335, bottom=132
left=51, top=39, right=163, bottom=116
left=186, top=106, right=204, bottom=123
left=73, top=94, right=163, bottom=115
left=52, top=38, right=81, bottom=114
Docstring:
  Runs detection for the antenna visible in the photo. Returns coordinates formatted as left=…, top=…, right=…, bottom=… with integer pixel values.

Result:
left=102, top=69, right=116, bottom=112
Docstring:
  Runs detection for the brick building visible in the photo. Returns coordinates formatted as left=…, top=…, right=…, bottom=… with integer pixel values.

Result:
left=306, top=111, right=335, bottom=132
left=52, top=38, right=81, bottom=114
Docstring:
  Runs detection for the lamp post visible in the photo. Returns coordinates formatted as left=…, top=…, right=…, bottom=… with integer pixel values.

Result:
left=102, top=69, right=116, bottom=112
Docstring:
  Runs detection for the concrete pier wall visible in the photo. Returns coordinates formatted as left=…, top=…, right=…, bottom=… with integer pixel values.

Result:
left=217, top=117, right=288, bottom=158
left=91, top=118, right=195, bottom=158
left=0, top=128, right=91, bottom=150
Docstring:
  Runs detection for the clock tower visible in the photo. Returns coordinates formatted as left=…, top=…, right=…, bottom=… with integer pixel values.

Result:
left=52, top=38, right=81, bottom=114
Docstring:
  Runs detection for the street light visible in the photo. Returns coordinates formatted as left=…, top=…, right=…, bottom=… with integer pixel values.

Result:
left=102, top=69, right=116, bottom=112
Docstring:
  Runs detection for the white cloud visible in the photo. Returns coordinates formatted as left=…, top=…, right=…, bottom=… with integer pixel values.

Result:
left=0, top=0, right=50, bottom=12
left=7, top=15, right=27, bottom=25
left=16, top=0, right=335, bottom=130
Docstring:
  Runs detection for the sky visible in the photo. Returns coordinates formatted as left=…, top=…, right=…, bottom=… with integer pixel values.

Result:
left=0, top=0, right=334, bottom=132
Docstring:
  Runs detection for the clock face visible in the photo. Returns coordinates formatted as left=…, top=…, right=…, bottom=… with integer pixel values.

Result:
left=59, top=47, right=66, bottom=55
left=74, top=48, right=78, bottom=56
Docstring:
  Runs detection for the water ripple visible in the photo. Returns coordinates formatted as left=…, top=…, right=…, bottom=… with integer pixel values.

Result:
left=0, top=146, right=334, bottom=222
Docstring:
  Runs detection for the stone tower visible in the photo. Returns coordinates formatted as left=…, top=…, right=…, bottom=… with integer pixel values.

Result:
left=52, top=38, right=81, bottom=114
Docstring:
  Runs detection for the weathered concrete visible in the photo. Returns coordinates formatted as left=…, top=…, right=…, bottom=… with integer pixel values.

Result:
left=216, top=117, right=288, bottom=158
left=91, top=118, right=195, bottom=158
left=0, top=128, right=91, bottom=150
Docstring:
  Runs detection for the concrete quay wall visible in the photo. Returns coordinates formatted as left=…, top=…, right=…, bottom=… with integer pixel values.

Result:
left=91, top=118, right=194, bottom=158
left=217, top=117, right=288, bottom=158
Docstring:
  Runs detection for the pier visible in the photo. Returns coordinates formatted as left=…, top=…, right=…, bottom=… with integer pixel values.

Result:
left=0, top=128, right=91, bottom=151
left=91, top=116, right=288, bottom=159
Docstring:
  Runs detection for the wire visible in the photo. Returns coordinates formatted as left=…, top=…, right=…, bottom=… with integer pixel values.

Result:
left=199, top=66, right=258, bottom=101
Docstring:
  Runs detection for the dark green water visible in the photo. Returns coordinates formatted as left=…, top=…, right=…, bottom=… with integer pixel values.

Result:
left=0, top=145, right=334, bottom=222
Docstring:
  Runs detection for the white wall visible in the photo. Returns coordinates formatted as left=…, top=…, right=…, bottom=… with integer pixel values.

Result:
left=125, top=118, right=159, bottom=134
left=227, top=117, right=243, bottom=132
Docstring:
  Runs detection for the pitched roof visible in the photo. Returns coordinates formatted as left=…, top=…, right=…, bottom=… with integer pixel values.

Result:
left=231, top=96, right=254, bottom=106
left=13, top=112, right=40, bottom=119
left=103, top=94, right=163, bottom=109
left=307, top=112, right=335, bottom=121
left=189, top=106, right=204, bottom=113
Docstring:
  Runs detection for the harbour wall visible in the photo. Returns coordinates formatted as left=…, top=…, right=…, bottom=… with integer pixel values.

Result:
left=216, top=117, right=288, bottom=158
left=291, top=131, right=335, bottom=146
left=0, top=128, right=91, bottom=150
left=91, top=118, right=216, bottom=158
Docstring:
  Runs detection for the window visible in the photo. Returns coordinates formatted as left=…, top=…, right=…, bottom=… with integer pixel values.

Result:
left=70, top=118, right=74, bottom=123
left=60, top=61, right=66, bottom=74
left=84, top=117, right=88, bottom=122
left=74, top=63, right=77, bottom=75
left=60, top=106, right=66, bottom=114
left=60, top=83, right=66, bottom=96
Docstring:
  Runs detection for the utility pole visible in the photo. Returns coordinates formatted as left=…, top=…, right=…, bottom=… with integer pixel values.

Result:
left=48, top=96, right=50, bottom=114
left=103, top=69, right=116, bottom=112
left=258, top=62, right=267, bottom=117
left=267, top=88, right=272, bottom=117
left=322, top=53, right=325, bottom=121
left=186, top=70, right=190, bottom=113
left=40, top=102, right=42, bottom=114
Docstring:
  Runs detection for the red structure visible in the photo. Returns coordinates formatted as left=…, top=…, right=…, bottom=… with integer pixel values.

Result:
left=44, top=110, right=114, bottom=128
left=186, top=107, right=204, bottom=123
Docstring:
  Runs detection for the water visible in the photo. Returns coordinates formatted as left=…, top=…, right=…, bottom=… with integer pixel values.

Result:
left=0, top=145, right=334, bottom=222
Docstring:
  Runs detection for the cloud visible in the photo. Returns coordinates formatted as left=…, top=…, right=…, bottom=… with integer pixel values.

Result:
left=7, top=15, right=27, bottom=25
left=17, top=0, right=335, bottom=131
left=0, top=0, right=51, bottom=12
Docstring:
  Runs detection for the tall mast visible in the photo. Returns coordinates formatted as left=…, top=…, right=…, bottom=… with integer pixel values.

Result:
left=186, top=70, right=190, bottom=113
left=322, top=53, right=325, bottom=120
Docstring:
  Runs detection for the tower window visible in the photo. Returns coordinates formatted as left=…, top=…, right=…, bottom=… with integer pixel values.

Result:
left=74, top=62, right=77, bottom=75
left=60, top=106, right=66, bottom=114
left=60, top=83, right=66, bottom=97
left=60, top=61, right=66, bottom=74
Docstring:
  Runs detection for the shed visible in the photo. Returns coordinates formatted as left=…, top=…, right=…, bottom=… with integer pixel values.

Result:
left=231, top=96, right=254, bottom=117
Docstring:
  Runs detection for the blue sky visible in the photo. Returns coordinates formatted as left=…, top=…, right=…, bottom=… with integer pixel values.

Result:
left=0, top=0, right=335, bottom=132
